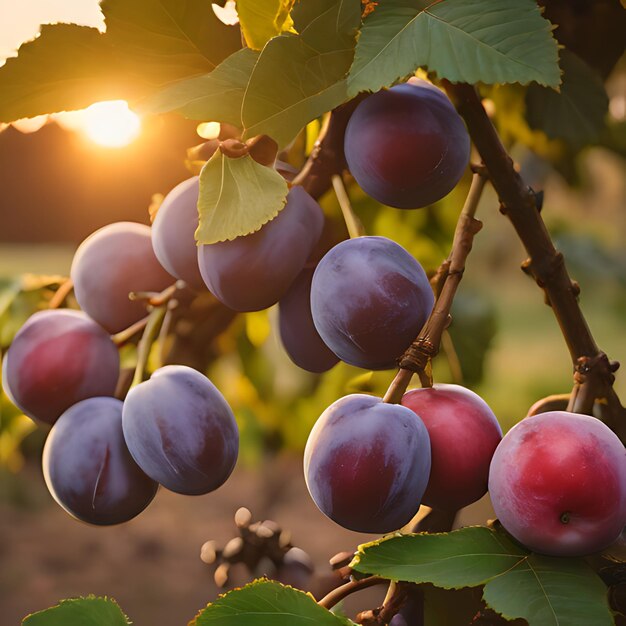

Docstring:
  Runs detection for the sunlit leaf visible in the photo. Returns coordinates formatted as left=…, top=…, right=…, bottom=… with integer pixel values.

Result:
left=140, top=0, right=361, bottom=146
left=236, top=0, right=296, bottom=49
left=0, top=0, right=241, bottom=122
left=196, top=151, right=288, bottom=244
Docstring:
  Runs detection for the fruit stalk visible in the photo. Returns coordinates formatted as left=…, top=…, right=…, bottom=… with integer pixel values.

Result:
left=331, top=174, right=366, bottom=238
left=447, top=82, right=625, bottom=440
left=131, top=305, right=167, bottom=388
left=383, top=171, right=487, bottom=404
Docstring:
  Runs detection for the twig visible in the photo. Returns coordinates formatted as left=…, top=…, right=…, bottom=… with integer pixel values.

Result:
left=48, top=278, right=73, bottom=309
left=129, top=280, right=185, bottom=307
left=292, top=96, right=367, bottom=199
left=131, top=306, right=167, bottom=388
left=383, top=171, right=487, bottom=404
left=332, top=174, right=366, bottom=238
left=111, top=314, right=152, bottom=346
left=317, top=576, right=387, bottom=610
left=446, top=83, right=625, bottom=441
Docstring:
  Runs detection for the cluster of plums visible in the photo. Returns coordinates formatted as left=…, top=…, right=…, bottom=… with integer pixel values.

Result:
left=3, top=307, right=239, bottom=525
left=304, top=386, right=626, bottom=557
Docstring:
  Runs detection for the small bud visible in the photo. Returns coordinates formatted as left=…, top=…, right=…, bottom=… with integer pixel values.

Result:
left=200, top=540, right=218, bottom=564
left=214, top=562, right=230, bottom=587
left=223, top=537, right=244, bottom=560
left=234, top=507, right=252, bottom=529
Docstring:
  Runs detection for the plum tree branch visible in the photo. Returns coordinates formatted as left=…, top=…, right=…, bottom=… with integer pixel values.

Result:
left=446, top=83, right=625, bottom=442
left=292, top=96, right=367, bottom=199
left=383, top=170, right=487, bottom=404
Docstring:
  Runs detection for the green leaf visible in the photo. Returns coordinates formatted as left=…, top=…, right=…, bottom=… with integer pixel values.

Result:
left=423, top=585, right=483, bottom=626
left=137, top=47, right=258, bottom=126
left=191, top=579, right=357, bottom=625
left=348, top=0, right=561, bottom=98
left=196, top=151, right=289, bottom=244
left=22, top=596, right=131, bottom=626
left=351, top=527, right=614, bottom=626
left=140, top=0, right=361, bottom=146
left=448, top=291, right=498, bottom=386
left=483, top=554, right=614, bottom=626
left=525, top=51, right=609, bottom=148
left=236, top=0, right=296, bottom=49
left=0, top=0, right=240, bottom=122
left=351, top=527, right=528, bottom=588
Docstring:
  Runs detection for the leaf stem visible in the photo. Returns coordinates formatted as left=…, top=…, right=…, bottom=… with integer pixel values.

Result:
left=332, top=174, right=366, bottom=238
left=317, top=576, right=387, bottom=610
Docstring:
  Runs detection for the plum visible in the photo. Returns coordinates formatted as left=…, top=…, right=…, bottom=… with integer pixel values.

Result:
left=2, top=309, right=120, bottom=425
left=197, top=186, right=323, bottom=311
left=344, top=79, right=470, bottom=209
left=310, top=236, right=434, bottom=370
left=71, top=221, right=173, bottom=333
left=151, top=176, right=205, bottom=290
left=304, top=394, right=431, bottom=533
left=122, top=365, right=239, bottom=495
left=43, top=397, right=158, bottom=525
left=489, top=411, right=626, bottom=556
left=402, top=384, right=502, bottom=511
left=278, top=267, right=338, bottom=373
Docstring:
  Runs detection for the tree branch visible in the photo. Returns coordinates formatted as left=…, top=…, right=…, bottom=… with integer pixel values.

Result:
left=292, top=96, right=367, bottom=199
left=446, top=83, right=625, bottom=442
left=383, top=170, right=487, bottom=404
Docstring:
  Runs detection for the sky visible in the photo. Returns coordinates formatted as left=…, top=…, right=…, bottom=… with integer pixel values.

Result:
left=0, top=0, right=104, bottom=65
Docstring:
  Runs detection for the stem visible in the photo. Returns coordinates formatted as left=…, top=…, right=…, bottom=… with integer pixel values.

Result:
left=317, top=576, right=386, bottom=610
left=383, top=171, right=487, bottom=404
left=157, top=302, right=176, bottom=368
left=48, top=278, right=73, bottom=309
left=131, top=306, right=167, bottom=388
left=332, top=174, right=366, bottom=238
left=447, top=83, right=625, bottom=440
left=111, top=314, right=152, bottom=346
left=129, top=280, right=184, bottom=307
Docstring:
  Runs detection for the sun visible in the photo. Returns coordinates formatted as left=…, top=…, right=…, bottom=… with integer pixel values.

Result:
left=81, top=100, right=141, bottom=148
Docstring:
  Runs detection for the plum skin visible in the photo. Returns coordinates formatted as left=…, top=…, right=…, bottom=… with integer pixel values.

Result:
left=304, top=394, right=431, bottom=534
left=278, top=267, right=338, bottom=374
left=2, top=309, right=120, bottom=425
left=122, top=365, right=239, bottom=495
left=402, top=384, right=502, bottom=511
left=310, top=236, right=434, bottom=370
left=71, top=221, right=174, bottom=333
left=197, top=186, right=323, bottom=312
left=43, top=397, right=158, bottom=525
left=488, top=411, right=626, bottom=557
left=151, top=176, right=205, bottom=290
left=344, top=79, right=470, bottom=209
